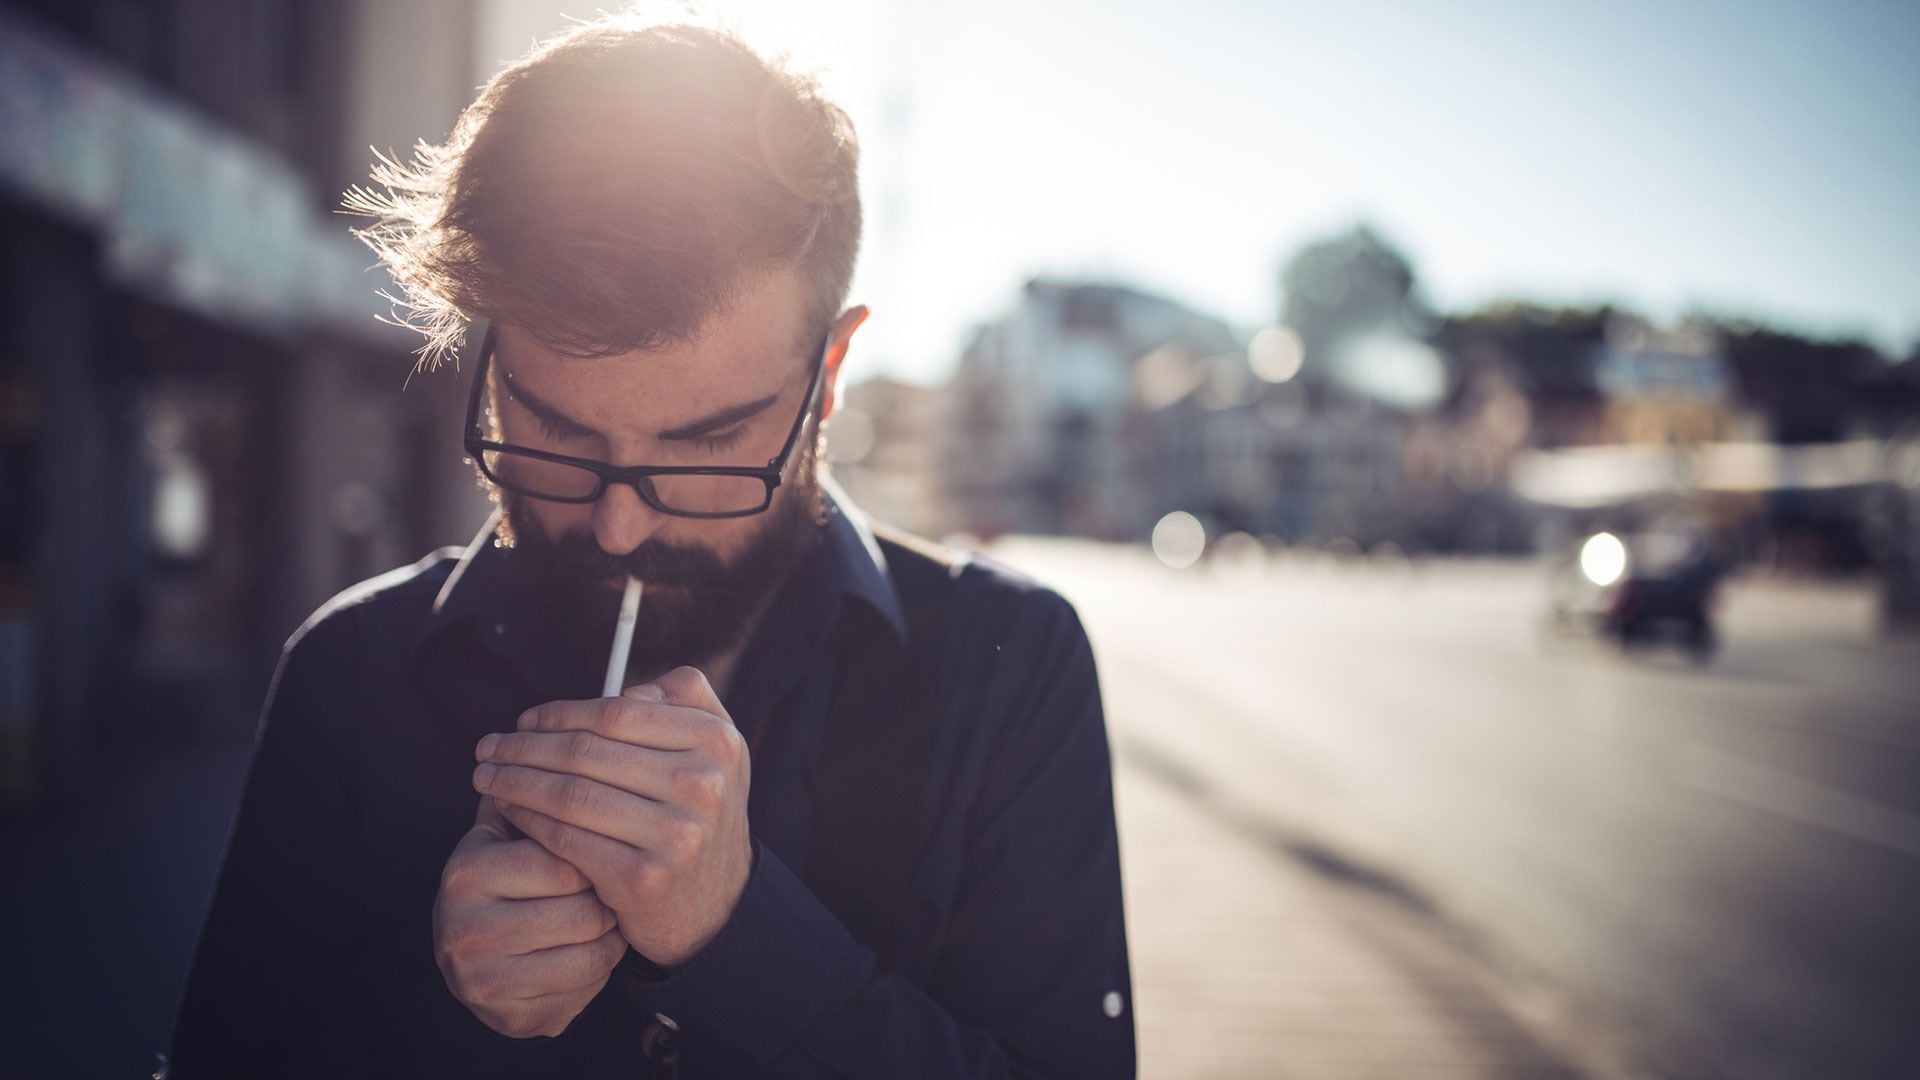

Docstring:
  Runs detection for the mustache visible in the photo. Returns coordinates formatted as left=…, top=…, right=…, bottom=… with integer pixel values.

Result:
left=542, top=531, right=729, bottom=588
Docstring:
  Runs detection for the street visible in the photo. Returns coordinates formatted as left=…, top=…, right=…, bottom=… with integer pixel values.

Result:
left=991, top=538, right=1920, bottom=1079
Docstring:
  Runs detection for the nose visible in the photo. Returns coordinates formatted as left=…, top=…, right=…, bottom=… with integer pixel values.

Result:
left=591, top=481, right=669, bottom=557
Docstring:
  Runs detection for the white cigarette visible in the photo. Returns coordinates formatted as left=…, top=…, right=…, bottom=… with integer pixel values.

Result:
left=602, top=576, right=643, bottom=697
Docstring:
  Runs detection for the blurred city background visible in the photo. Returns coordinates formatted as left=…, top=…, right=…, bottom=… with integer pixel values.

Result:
left=1, top=1, right=1916, bottom=1077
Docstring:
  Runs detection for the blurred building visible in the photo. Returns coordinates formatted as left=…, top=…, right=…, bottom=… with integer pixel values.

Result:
left=0, top=2, right=490, bottom=813
left=827, top=375, right=952, bottom=541
left=1136, top=348, right=1421, bottom=549
left=944, top=278, right=1239, bottom=540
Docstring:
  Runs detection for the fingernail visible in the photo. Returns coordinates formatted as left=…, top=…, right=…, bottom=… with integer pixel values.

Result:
left=624, top=682, right=665, bottom=702
left=473, top=762, right=497, bottom=790
left=476, top=733, right=500, bottom=760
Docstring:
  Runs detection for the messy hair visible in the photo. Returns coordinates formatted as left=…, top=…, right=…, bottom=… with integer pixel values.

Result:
left=343, top=11, right=862, bottom=372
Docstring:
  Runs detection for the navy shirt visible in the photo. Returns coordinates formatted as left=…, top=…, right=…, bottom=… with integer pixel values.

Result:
left=166, top=487, right=1135, bottom=1077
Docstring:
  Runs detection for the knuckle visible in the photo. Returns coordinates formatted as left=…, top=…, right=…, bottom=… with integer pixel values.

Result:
left=548, top=823, right=583, bottom=862
left=625, top=856, right=665, bottom=898
left=594, top=697, right=629, bottom=732
left=709, top=721, right=746, bottom=764
left=440, top=854, right=476, bottom=894
left=564, top=730, right=598, bottom=767
left=677, top=766, right=725, bottom=809
left=442, top=963, right=476, bottom=1003
left=664, top=816, right=703, bottom=860
left=440, top=913, right=484, bottom=955
left=463, top=965, right=503, bottom=1004
left=560, top=775, right=597, bottom=815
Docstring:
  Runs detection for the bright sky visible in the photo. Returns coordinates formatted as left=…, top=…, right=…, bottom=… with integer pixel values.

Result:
left=482, top=0, right=1920, bottom=385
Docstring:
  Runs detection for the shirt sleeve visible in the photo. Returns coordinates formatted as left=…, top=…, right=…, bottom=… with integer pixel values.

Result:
left=163, top=610, right=575, bottom=1079
left=617, top=588, right=1136, bottom=1078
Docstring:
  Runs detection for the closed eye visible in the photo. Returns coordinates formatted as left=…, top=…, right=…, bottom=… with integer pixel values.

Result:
left=692, top=427, right=747, bottom=454
left=535, top=413, right=593, bottom=442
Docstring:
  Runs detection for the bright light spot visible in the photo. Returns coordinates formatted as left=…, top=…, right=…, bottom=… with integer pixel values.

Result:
left=1151, top=511, right=1206, bottom=569
left=1580, top=532, right=1628, bottom=586
left=152, top=458, right=211, bottom=559
left=1248, top=325, right=1305, bottom=383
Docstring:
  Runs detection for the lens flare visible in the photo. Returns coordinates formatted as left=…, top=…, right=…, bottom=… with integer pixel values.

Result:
left=1248, top=325, right=1305, bottom=383
left=1152, top=511, right=1207, bottom=569
left=1580, top=532, right=1629, bottom=587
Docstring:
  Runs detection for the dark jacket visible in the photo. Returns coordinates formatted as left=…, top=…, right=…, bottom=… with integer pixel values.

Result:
left=165, top=490, right=1135, bottom=1078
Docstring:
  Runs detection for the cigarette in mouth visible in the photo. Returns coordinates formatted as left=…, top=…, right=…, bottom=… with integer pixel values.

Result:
left=602, top=576, right=643, bottom=697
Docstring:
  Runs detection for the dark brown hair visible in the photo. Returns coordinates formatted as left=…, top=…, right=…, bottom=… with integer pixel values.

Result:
left=344, top=13, right=862, bottom=371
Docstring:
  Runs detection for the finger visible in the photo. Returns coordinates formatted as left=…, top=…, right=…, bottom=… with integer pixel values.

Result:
left=481, top=730, right=682, bottom=802
left=513, top=974, right=613, bottom=1021
left=498, top=800, right=651, bottom=893
left=466, top=833, right=594, bottom=899
left=514, top=696, right=718, bottom=751
left=504, top=925, right=629, bottom=999
left=477, top=763, right=681, bottom=849
left=490, top=890, right=620, bottom=956
left=651, top=665, right=726, bottom=714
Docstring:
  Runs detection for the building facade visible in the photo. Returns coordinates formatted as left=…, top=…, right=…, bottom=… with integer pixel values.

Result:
left=1, top=1, right=490, bottom=812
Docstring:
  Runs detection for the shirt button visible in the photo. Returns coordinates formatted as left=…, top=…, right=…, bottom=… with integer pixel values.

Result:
left=1102, top=991, right=1124, bottom=1018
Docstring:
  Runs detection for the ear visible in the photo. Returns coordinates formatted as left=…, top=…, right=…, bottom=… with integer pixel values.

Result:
left=818, top=305, right=870, bottom=426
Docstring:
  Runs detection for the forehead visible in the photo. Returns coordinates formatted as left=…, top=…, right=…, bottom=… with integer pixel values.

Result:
left=493, top=271, right=813, bottom=418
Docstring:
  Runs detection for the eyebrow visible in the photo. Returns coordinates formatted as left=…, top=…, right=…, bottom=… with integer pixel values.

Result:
left=501, top=370, right=781, bottom=441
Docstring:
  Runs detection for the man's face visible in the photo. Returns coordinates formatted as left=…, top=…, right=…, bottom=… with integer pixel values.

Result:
left=486, top=270, right=857, bottom=680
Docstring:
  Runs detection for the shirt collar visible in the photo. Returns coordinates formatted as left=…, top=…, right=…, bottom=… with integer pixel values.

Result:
left=421, top=473, right=907, bottom=652
left=817, top=470, right=908, bottom=641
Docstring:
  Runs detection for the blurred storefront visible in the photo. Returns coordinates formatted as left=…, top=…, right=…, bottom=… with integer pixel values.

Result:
left=0, top=3, right=489, bottom=814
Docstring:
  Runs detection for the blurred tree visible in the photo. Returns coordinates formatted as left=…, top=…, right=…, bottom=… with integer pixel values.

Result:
left=1278, top=225, right=1446, bottom=409
left=1278, top=225, right=1434, bottom=363
left=1703, top=318, right=1887, bottom=443
left=1438, top=302, right=1612, bottom=377
left=1433, top=302, right=1615, bottom=447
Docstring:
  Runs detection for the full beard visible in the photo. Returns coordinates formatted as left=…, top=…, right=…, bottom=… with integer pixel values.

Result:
left=492, top=438, right=830, bottom=686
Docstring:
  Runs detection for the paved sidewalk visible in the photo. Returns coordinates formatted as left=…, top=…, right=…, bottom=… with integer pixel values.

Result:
left=1107, top=671, right=1600, bottom=1079
left=1115, top=745, right=1590, bottom=1079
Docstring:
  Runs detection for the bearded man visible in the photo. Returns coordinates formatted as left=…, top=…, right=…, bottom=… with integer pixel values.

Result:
left=164, top=13, right=1133, bottom=1079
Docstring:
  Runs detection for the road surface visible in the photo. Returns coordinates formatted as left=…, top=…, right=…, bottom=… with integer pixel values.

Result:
left=992, top=539, right=1920, bottom=1079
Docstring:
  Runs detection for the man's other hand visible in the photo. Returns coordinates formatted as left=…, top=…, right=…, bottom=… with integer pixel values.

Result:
left=471, top=666, right=753, bottom=969
left=431, top=793, right=627, bottom=1039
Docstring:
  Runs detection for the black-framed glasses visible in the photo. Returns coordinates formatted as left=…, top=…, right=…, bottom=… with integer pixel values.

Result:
left=463, top=323, right=829, bottom=519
